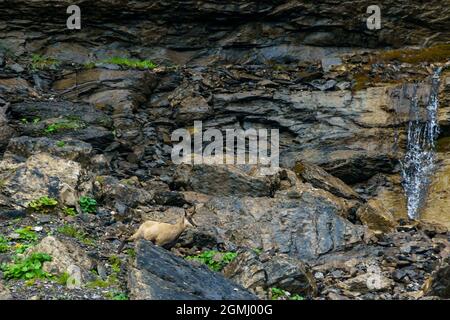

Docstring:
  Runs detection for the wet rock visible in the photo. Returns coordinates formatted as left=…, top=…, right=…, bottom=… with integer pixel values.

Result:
left=356, top=199, right=397, bottom=234
left=128, top=240, right=256, bottom=300
left=422, top=152, right=450, bottom=230
left=28, top=236, right=95, bottom=283
left=223, top=250, right=317, bottom=297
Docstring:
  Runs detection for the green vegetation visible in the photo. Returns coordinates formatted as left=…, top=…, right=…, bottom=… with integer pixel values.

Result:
left=125, top=248, right=136, bottom=258
left=86, top=272, right=118, bottom=289
left=79, top=196, right=97, bottom=214
left=108, top=291, right=129, bottom=300
left=186, top=250, right=238, bottom=272
left=109, top=255, right=121, bottom=274
left=57, top=224, right=94, bottom=246
left=0, top=236, right=9, bottom=253
left=14, top=226, right=38, bottom=243
left=102, top=57, right=157, bottom=70
left=57, top=272, right=70, bottom=285
left=86, top=278, right=110, bottom=288
left=28, top=196, right=58, bottom=213
left=271, top=287, right=304, bottom=300
left=21, top=117, right=41, bottom=124
left=56, top=141, right=66, bottom=148
left=63, top=206, right=77, bottom=216
left=13, top=243, right=33, bottom=254
left=30, top=54, right=59, bottom=71
left=1, top=253, right=52, bottom=280
left=44, top=119, right=84, bottom=134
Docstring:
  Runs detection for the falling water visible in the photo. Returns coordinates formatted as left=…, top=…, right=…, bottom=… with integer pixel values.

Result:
left=401, top=67, right=442, bottom=219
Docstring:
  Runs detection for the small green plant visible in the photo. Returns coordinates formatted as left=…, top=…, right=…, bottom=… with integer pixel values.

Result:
left=57, top=224, right=94, bottom=246
left=86, top=273, right=118, bottom=289
left=109, top=255, right=121, bottom=274
left=86, top=278, right=110, bottom=288
left=30, top=54, right=59, bottom=71
left=57, top=272, right=70, bottom=285
left=109, top=291, right=129, bottom=300
left=0, top=236, right=9, bottom=253
left=252, top=248, right=262, bottom=255
left=102, top=57, right=157, bottom=69
left=1, top=253, right=52, bottom=280
left=79, top=196, right=97, bottom=213
left=13, top=243, right=33, bottom=254
left=44, top=119, right=84, bottom=134
left=63, top=206, right=77, bottom=216
left=270, top=287, right=304, bottom=300
left=291, top=294, right=305, bottom=300
left=125, top=248, right=136, bottom=258
left=186, top=250, right=238, bottom=272
left=56, top=141, right=66, bottom=148
left=22, top=117, right=41, bottom=124
left=14, top=226, right=38, bottom=243
left=28, top=196, right=58, bottom=213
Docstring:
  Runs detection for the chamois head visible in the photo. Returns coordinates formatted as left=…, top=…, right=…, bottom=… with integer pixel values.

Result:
left=181, top=208, right=197, bottom=228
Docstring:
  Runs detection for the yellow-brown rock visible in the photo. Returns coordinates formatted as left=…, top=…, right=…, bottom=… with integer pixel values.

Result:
left=356, top=199, right=397, bottom=234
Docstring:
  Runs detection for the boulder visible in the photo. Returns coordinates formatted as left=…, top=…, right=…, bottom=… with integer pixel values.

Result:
left=337, top=272, right=394, bottom=293
left=293, top=161, right=361, bottom=200
left=191, top=191, right=365, bottom=262
left=127, top=240, right=257, bottom=300
left=356, top=199, right=397, bottom=234
left=93, top=175, right=155, bottom=212
left=0, top=153, right=85, bottom=209
left=223, top=250, right=317, bottom=298
left=28, top=236, right=94, bottom=283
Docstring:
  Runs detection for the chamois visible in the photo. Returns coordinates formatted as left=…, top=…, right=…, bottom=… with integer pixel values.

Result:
left=117, top=210, right=196, bottom=253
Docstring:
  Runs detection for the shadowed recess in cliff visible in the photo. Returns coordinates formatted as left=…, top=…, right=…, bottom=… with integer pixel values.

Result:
left=401, top=67, right=442, bottom=219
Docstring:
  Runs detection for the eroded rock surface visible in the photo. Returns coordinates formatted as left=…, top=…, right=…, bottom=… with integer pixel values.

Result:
left=0, top=0, right=449, bottom=301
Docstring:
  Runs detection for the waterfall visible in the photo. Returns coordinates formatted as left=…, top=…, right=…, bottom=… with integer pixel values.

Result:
left=401, top=67, right=442, bottom=219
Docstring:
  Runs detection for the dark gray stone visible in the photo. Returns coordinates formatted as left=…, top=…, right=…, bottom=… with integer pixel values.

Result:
left=128, top=240, right=257, bottom=300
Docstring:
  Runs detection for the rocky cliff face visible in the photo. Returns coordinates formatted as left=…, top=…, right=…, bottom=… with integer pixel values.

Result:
left=0, top=0, right=449, bottom=300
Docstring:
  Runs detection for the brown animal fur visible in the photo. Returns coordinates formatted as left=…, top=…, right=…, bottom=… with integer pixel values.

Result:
left=117, top=210, right=195, bottom=253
